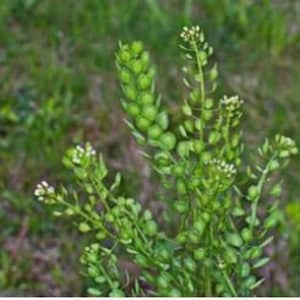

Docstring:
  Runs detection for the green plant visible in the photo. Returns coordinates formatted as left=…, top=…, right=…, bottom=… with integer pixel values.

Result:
left=34, top=26, right=298, bottom=296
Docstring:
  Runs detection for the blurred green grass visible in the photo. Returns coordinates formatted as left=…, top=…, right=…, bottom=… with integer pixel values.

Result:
left=0, top=0, right=299, bottom=296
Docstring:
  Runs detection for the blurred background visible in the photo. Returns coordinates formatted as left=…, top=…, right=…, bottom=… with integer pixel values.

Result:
left=0, top=0, right=299, bottom=296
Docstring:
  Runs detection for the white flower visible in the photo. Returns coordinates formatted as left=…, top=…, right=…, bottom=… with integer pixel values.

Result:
left=180, top=25, right=203, bottom=43
left=221, top=95, right=243, bottom=112
left=72, top=142, right=96, bottom=165
left=34, top=181, right=55, bottom=202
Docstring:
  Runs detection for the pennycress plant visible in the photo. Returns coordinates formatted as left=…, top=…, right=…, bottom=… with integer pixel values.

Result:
left=34, top=26, right=298, bottom=297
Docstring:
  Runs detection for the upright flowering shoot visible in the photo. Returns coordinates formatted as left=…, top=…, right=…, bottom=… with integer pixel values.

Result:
left=35, top=26, right=298, bottom=297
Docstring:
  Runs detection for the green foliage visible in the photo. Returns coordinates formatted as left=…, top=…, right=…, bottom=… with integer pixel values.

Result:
left=35, top=26, right=298, bottom=296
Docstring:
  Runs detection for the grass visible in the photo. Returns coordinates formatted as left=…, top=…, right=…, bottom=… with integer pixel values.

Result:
left=0, top=0, right=299, bottom=296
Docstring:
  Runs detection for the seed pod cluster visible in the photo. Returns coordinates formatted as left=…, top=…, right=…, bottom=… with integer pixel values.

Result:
left=116, top=41, right=177, bottom=152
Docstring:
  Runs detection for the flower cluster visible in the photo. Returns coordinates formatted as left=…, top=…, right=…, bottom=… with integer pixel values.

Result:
left=209, top=158, right=237, bottom=178
left=34, top=181, right=55, bottom=203
left=180, top=25, right=203, bottom=44
left=71, top=143, right=96, bottom=165
left=221, top=95, right=244, bottom=112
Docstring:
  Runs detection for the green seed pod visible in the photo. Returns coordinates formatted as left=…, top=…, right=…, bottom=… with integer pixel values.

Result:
left=148, top=124, right=163, bottom=139
left=177, top=141, right=191, bottom=158
left=131, top=41, right=143, bottom=56
left=193, top=218, right=206, bottom=234
left=157, top=273, right=170, bottom=289
left=127, top=103, right=140, bottom=117
left=109, top=289, right=125, bottom=297
left=140, top=92, right=155, bottom=105
left=205, top=98, right=214, bottom=109
left=208, top=131, right=220, bottom=145
left=253, top=257, right=270, bottom=269
left=225, top=247, right=237, bottom=264
left=168, top=288, right=181, bottom=297
left=249, top=246, right=263, bottom=259
left=176, top=179, right=187, bottom=194
left=202, top=151, right=211, bottom=163
left=264, top=213, right=279, bottom=229
left=226, top=232, right=243, bottom=248
left=154, top=151, right=170, bottom=167
left=135, top=254, right=148, bottom=267
left=130, top=60, right=143, bottom=75
left=119, top=69, right=131, bottom=84
left=194, top=248, right=205, bottom=261
left=240, top=262, right=251, bottom=278
left=173, top=164, right=185, bottom=177
left=182, top=104, right=192, bottom=116
left=241, top=228, right=252, bottom=242
left=184, top=119, right=194, bottom=133
left=160, top=132, right=177, bottom=150
left=123, top=85, right=137, bottom=101
left=189, top=176, right=200, bottom=189
left=176, top=232, right=187, bottom=243
left=203, top=109, right=213, bottom=121
left=136, top=116, right=151, bottom=131
left=232, top=207, right=245, bottom=216
left=243, top=276, right=256, bottom=289
left=140, top=51, right=150, bottom=69
left=87, top=266, right=99, bottom=278
left=174, top=200, right=189, bottom=213
left=79, top=222, right=91, bottom=232
left=184, top=257, right=197, bottom=272
left=194, top=119, right=202, bottom=131
left=143, top=209, right=152, bottom=220
left=119, top=49, right=131, bottom=63
left=137, top=74, right=151, bottom=90
left=193, top=140, right=204, bottom=153
left=142, top=105, right=157, bottom=121
left=88, top=287, right=102, bottom=296
left=96, top=231, right=106, bottom=241
left=156, top=112, right=169, bottom=130
left=248, top=185, right=259, bottom=201
left=145, top=220, right=157, bottom=236
left=188, top=230, right=201, bottom=244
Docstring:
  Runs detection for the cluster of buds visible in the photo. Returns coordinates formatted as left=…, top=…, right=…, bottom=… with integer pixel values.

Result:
left=209, top=158, right=237, bottom=178
left=71, top=143, right=96, bottom=165
left=180, top=25, right=203, bottom=44
left=275, top=134, right=298, bottom=157
left=34, top=181, right=55, bottom=203
left=221, top=95, right=244, bottom=112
